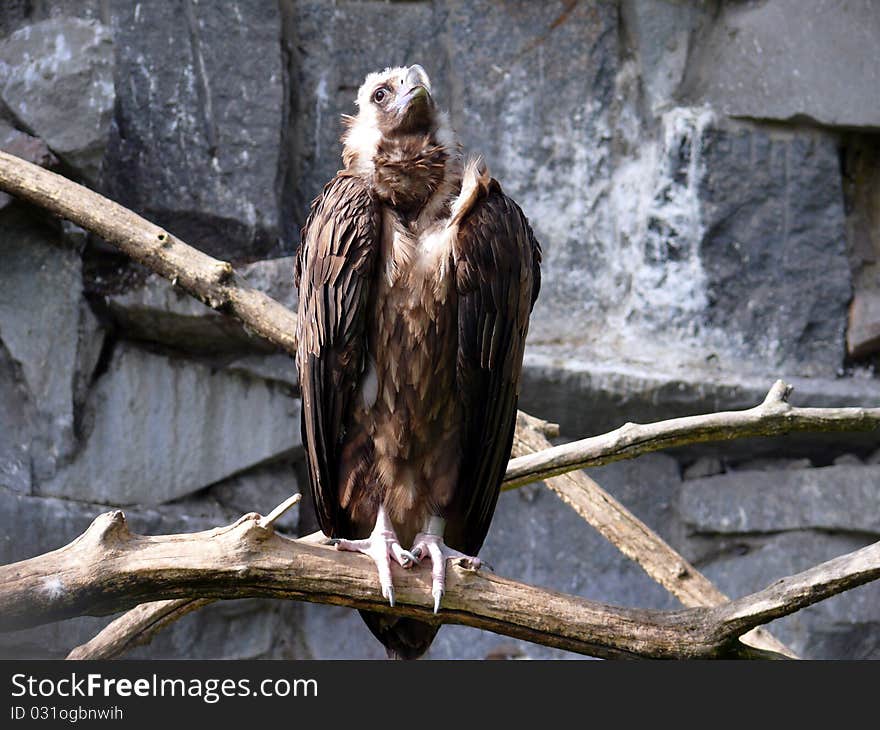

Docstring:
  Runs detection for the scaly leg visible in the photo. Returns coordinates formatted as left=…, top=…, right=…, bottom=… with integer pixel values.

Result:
left=409, top=516, right=482, bottom=613
left=330, top=505, right=415, bottom=607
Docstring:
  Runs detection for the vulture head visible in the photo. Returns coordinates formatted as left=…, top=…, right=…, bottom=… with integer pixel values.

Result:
left=360, top=64, right=434, bottom=136
left=342, top=65, right=459, bottom=210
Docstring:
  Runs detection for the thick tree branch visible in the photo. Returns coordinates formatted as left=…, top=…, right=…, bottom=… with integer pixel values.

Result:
left=65, top=495, right=303, bottom=660
left=3, top=510, right=876, bottom=660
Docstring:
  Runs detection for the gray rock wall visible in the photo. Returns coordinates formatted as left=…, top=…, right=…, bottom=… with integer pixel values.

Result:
left=1, top=1, right=878, bottom=660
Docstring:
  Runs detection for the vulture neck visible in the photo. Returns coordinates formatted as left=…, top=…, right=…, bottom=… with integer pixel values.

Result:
left=370, top=133, right=462, bottom=224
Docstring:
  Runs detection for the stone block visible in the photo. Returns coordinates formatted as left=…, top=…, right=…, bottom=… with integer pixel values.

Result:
left=38, top=343, right=300, bottom=505
left=105, top=257, right=297, bottom=355
left=620, top=0, right=715, bottom=113
left=681, top=0, right=880, bottom=129
left=103, top=1, right=285, bottom=260
left=698, top=122, right=851, bottom=376
left=681, top=465, right=880, bottom=536
left=0, top=17, right=114, bottom=182
left=0, top=209, right=83, bottom=481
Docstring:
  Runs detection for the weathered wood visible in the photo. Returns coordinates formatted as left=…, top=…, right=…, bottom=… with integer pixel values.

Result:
left=0, top=149, right=297, bottom=354
left=511, top=412, right=795, bottom=657
left=505, top=381, right=880, bottom=488
left=67, top=598, right=215, bottom=660
left=4, top=510, right=876, bottom=659
left=65, top=494, right=303, bottom=660
left=72, top=414, right=796, bottom=660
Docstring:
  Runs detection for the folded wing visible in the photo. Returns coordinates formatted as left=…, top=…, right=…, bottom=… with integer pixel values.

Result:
left=295, top=173, right=381, bottom=538
left=448, top=180, right=542, bottom=555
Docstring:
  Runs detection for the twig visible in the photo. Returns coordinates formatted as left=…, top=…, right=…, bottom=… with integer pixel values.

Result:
left=257, top=493, right=301, bottom=529
left=3, top=511, right=875, bottom=659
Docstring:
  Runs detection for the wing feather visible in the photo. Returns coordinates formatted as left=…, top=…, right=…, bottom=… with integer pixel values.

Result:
left=449, top=181, right=542, bottom=555
left=295, top=173, right=381, bottom=538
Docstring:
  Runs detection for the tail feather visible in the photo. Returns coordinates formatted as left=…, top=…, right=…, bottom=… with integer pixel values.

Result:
left=359, top=610, right=439, bottom=660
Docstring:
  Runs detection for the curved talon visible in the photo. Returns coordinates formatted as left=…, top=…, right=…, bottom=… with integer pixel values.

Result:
left=408, top=532, right=483, bottom=613
left=333, top=508, right=410, bottom=607
left=392, top=545, right=417, bottom=569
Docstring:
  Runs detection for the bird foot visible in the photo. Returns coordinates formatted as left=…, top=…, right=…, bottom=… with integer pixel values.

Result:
left=332, top=527, right=415, bottom=607
left=409, top=533, right=483, bottom=614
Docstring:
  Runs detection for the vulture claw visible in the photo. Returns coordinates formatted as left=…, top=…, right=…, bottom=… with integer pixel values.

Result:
left=454, top=556, right=484, bottom=571
left=392, top=545, right=417, bottom=569
left=409, top=532, right=483, bottom=613
left=464, top=557, right=493, bottom=572
left=333, top=506, right=409, bottom=607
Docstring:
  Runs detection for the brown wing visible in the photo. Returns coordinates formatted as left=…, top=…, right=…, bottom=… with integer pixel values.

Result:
left=448, top=180, right=542, bottom=556
left=295, top=173, right=381, bottom=538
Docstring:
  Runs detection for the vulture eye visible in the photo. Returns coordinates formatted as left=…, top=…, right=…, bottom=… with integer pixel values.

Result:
left=372, top=87, right=388, bottom=104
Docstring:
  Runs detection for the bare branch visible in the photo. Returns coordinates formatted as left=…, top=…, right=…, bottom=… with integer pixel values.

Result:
left=716, top=540, right=880, bottom=637
left=258, top=493, right=301, bottom=529
left=0, top=150, right=297, bottom=354
left=67, top=494, right=303, bottom=660
left=504, top=379, right=880, bottom=489
left=2, top=510, right=876, bottom=659
left=511, top=413, right=797, bottom=658
left=67, top=598, right=215, bottom=660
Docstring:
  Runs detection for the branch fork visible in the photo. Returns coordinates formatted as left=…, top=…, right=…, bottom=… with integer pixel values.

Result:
left=2, top=150, right=879, bottom=660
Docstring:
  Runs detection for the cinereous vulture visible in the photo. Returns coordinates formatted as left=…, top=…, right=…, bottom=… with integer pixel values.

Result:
left=295, top=65, right=541, bottom=659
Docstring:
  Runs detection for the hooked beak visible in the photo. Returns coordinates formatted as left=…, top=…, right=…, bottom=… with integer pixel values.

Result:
left=393, top=65, right=433, bottom=127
